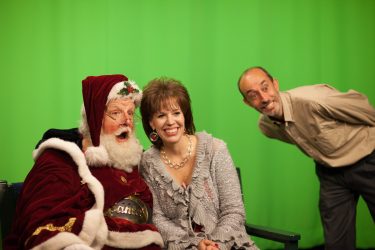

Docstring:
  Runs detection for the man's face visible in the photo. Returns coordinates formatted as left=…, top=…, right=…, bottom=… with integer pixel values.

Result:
left=102, top=98, right=135, bottom=143
left=239, top=68, right=283, bottom=119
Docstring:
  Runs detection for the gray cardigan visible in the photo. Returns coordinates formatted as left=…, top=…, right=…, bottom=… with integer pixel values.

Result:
left=140, top=132, right=258, bottom=250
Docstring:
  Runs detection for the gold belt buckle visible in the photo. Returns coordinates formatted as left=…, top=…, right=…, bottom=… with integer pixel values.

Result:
left=105, top=195, right=151, bottom=224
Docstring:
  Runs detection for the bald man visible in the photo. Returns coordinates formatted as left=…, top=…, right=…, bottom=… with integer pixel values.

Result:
left=238, top=66, right=375, bottom=250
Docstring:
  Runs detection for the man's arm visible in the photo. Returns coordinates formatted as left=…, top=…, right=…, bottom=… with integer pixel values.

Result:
left=319, top=89, right=375, bottom=126
left=8, top=149, right=92, bottom=249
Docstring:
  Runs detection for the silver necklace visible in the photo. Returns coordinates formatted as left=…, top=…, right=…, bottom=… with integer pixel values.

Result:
left=161, top=134, right=192, bottom=169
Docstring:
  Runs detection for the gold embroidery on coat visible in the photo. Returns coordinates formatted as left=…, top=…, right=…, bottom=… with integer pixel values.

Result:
left=31, top=217, right=76, bottom=236
left=120, top=176, right=127, bottom=183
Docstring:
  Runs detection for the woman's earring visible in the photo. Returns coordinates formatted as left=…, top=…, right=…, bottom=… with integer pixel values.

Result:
left=149, top=130, right=159, bottom=142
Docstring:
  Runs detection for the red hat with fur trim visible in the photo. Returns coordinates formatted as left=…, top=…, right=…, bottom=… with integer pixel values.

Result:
left=82, top=74, right=142, bottom=147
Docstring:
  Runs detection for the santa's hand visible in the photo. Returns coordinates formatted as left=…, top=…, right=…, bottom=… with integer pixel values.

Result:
left=63, top=243, right=94, bottom=250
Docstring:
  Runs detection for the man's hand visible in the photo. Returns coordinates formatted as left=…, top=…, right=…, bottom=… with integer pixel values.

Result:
left=198, top=239, right=220, bottom=250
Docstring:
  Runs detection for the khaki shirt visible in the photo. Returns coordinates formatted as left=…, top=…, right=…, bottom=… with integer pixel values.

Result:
left=259, top=84, right=375, bottom=167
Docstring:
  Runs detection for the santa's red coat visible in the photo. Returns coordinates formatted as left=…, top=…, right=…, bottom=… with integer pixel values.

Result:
left=4, top=138, right=163, bottom=250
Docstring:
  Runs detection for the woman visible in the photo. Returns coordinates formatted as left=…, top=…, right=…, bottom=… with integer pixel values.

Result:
left=139, top=77, right=258, bottom=250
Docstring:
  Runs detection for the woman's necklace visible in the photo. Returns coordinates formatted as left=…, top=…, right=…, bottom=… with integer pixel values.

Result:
left=161, top=134, right=192, bottom=169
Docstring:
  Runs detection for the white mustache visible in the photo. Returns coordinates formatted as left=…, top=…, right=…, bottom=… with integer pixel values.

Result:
left=114, top=126, right=132, bottom=136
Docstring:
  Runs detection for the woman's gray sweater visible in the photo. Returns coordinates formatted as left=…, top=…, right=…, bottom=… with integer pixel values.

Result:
left=140, top=131, right=258, bottom=250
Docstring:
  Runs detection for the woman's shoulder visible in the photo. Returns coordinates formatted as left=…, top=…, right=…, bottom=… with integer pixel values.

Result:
left=142, top=146, right=158, bottom=158
left=195, top=131, right=227, bottom=156
left=196, top=130, right=226, bottom=144
left=141, top=146, right=161, bottom=172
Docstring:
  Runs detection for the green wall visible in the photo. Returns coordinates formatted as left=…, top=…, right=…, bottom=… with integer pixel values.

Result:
left=1, top=0, right=374, bottom=249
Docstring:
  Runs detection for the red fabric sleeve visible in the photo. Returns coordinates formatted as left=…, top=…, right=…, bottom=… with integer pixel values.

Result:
left=4, top=149, right=94, bottom=249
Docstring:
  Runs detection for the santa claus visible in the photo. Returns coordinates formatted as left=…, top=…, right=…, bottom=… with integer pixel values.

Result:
left=4, top=74, right=163, bottom=250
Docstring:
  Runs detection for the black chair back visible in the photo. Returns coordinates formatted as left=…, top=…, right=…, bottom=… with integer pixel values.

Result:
left=0, top=182, right=23, bottom=240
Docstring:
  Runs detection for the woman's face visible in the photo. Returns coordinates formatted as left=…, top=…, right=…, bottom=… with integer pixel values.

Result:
left=149, top=100, right=185, bottom=146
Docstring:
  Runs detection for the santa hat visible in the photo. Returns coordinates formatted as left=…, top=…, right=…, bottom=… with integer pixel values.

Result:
left=82, top=74, right=142, bottom=147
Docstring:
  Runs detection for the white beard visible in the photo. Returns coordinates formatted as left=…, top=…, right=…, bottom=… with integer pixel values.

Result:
left=100, top=129, right=143, bottom=172
left=85, top=127, right=143, bottom=173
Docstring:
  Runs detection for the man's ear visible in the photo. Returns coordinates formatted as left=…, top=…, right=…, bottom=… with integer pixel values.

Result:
left=273, top=78, right=280, bottom=91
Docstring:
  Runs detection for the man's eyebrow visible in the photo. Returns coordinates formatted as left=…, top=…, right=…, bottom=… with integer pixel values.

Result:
left=260, top=80, right=267, bottom=86
left=246, top=89, right=255, bottom=95
left=245, top=80, right=267, bottom=95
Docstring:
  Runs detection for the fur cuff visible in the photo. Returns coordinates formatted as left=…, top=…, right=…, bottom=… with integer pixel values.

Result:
left=78, top=209, right=107, bottom=246
left=31, top=232, right=85, bottom=250
left=106, top=230, right=164, bottom=248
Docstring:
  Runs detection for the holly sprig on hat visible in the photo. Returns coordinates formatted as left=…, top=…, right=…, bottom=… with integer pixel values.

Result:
left=118, top=81, right=140, bottom=96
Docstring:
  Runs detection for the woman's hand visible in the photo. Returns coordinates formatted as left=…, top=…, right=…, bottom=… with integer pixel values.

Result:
left=198, top=239, right=219, bottom=250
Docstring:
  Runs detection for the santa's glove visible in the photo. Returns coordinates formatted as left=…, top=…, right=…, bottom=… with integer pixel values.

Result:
left=63, top=243, right=94, bottom=250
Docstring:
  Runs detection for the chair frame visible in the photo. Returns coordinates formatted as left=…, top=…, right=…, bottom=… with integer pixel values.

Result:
left=237, top=168, right=301, bottom=250
left=245, top=223, right=300, bottom=250
left=1, top=181, right=22, bottom=240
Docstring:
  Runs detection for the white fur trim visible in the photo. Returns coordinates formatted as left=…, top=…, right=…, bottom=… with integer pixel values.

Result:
left=31, top=232, right=85, bottom=250
left=84, top=145, right=110, bottom=167
left=90, top=216, right=108, bottom=250
left=63, top=243, right=95, bottom=250
left=33, top=138, right=104, bottom=210
left=78, top=209, right=107, bottom=246
left=106, top=230, right=164, bottom=248
left=107, top=80, right=142, bottom=107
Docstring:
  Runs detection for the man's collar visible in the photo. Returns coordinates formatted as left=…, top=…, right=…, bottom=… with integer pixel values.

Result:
left=267, top=92, right=294, bottom=126
left=279, top=92, right=294, bottom=123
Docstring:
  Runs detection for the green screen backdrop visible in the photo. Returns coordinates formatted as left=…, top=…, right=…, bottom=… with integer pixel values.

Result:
left=1, top=0, right=374, bottom=249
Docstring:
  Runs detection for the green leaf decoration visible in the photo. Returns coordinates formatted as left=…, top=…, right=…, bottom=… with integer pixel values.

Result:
left=117, top=81, right=139, bottom=96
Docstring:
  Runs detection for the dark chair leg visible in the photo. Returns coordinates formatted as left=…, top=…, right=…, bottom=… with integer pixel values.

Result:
left=285, top=241, right=299, bottom=250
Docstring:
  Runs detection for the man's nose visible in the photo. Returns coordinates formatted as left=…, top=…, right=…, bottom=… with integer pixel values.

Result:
left=119, top=114, right=132, bottom=125
left=259, top=91, right=269, bottom=102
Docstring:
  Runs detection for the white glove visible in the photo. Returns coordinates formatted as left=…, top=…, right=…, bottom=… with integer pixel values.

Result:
left=63, top=243, right=94, bottom=250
